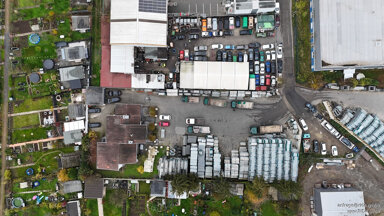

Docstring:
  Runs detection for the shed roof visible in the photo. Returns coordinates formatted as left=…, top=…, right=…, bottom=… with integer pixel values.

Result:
left=59, top=66, right=85, bottom=82
left=66, top=200, right=81, bottom=216
left=71, top=15, right=91, bottom=31
left=63, top=180, right=83, bottom=194
left=63, top=130, right=83, bottom=145
left=68, top=104, right=86, bottom=119
left=64, top=120, right=85, bottom=131
left=84, top=178, right=104, bottom=198
left=150, top=180, right=166, bottom=197
left=58, top=152, right=81, bottom=169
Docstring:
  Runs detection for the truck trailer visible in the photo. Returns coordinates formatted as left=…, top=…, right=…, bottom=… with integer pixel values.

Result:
left=203, top=97, right=227, bottom=107
left=250, top=125, right=283, bottom=135
left=181, top=96, right=200, bottom=103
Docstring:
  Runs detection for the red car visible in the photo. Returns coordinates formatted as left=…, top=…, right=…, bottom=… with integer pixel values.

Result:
left=159, top=121, right=170, bottom=127
left=179, top=50, right=184, bottom=60
left=266, top=75, right=271, bottom=86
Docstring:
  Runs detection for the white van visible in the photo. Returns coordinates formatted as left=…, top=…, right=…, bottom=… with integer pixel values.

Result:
left=160, top=128, right=166, bottom=138
left=248, top=16, right=254, bottom=29
left=299, top=118, right=308, bottom=131
left=207, top=18, right=212, bottom=29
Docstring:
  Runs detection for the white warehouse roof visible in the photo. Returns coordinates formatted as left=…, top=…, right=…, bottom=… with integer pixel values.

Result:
left=180, top=61, right=249, bottom=90
left=131, top=74, right=165, bottom=89
left=110, top=45, right=135, bottom=74
left=110, top=0, right=167, bottom=47
left=64, top=120, right=85, bottom=132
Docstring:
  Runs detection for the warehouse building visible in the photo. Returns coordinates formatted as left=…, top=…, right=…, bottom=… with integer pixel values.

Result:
left=180, top=61, right=249, bottom=90
left=109, top=0, right=167, bottom=74
left=312, top=0, right=384, bottom=71
left=313, top=188, right=366, bottom=216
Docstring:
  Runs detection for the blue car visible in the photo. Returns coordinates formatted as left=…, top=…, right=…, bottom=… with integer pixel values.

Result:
left=238, top=52, right=243, bottom=62
left=255, top=74, right=260, bottom=86
left=352, top=146, right=360, bottom=153
left=266, top=61, right=271, bottom=73
left=224, top=45, right=235, bottom=50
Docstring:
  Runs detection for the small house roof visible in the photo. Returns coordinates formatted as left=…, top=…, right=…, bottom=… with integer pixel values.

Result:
left=63, top=180, right=83, bottom=194
left=58, top=152, right=81, bottom=169
left=150, top=180, right=166, bottom=197
left=66, top=200, right=81, bottom=216
left=84, top=178, right=104, bottom=198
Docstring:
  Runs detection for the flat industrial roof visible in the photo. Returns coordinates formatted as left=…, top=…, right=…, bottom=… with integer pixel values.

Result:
left=180, top=61, right=249, bottom=90
left=314, top=0, right=384, bottom=70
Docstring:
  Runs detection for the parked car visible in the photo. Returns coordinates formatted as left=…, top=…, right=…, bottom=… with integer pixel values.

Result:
left=305, top=102, right=317, bottom=113
left=159, top=121, right=170, bottom=127
left=248, top=42, right=261, bottom=48
left=224, top=45, right=235, bottom=50
left=271, top=50, right=276, bottom=60
left=212, top=18, right=218, bottom=31
left=266, top=61, right=271, bottom=73
left=88, top=108, right=101, bottom=113
left=235, top=16, right=240, bottom=28
left=321, top=143, right=327, bottom=155
left=201, top=31, right=212, bottom=37
left=248, top=16, right=254, bottom=29
left=159, top=115, right=171, bottom=120
left=10, top=47, right=19, bottom=51
left=260, top=75, right=265, bottom=86
left=254, top=61, right=260, bottom=73
left=254, top=49, right=259, bottom=61
left=299, top=118, right=309, bottom=131
left=213, top=31, right=223, bottom=37
left=244, top=53, right=248, bottom=62
left=260, top=63, right=265, bottom=74
left=277, top=43, right=283, bottom=59
left=189, top=34, right=199, bottom=40
left=255, top=74, right=260, bottom=86
left=108, top=90, right=122, bottom=97
left=222, top=51, right=227, bottom=62
left=275, top=2, right=280, bottom=14
left=176, top=35, right=185, bottom=40
left=107, top=97, right=121, bottom=104
left=218, top=18, right=223, bottom=30
left=239, top=30, right=252, bottom=35
left=277, top=59, right=283, bottom=73
left=89, top=122, right=101, bottom=128
left=216, top=50, right=223, bottom=61
left=238, top=52, right=243, bottom=62
left=202, top=19, right=207, bottom=31
left=223, top=30, right=233, bottom=36
left=266, top=51, right=271, bottom=61
left=236, top=45, right=246, bottom=50
left=194, top=56, right=208, bottom=61
left=313, top=140, right=319, bottom=153
left=275, top=15, right=280, bottom=27
left=265, top=74, right=271, bottom=86
left=248, top=49, right=254, bottom=61
left=224, top=17, right=229, bottom=30
left=229, top=17, right=235, bottom=29
left=271, top=62, right=276, bottom=73
left=211, top=44, right=223, bottom=49
left=262, top=43, right=275, bottom=50
left=331, top=146, right=338, bottom=156
left=179, top=50, right=184, bottom=60
left=260, top=51, right=265, bottom=62
left=227, top=51, right=233, bottom=62
left=271, top=75, right=276, bottom=86
left=160, top=128, right=166, bottom=138
left=199, top=46, right=208, bottom=51
left=207, top=17, right=212, bottom=29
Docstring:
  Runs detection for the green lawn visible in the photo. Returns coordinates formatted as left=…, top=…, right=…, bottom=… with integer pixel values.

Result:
left=13, top=178, right=58, bottom=193
left=91, top=0, right=102, bottom=86
left=86, top=199, right=99, bottom=216
left=261, top=201, right=279, bottom=216
left=13, top=5, right=49, bottom=20
left=13, top=96, right=53, bottom=113
left=12, top=127, right=51, bottom=143
left=6, top=204, right=56, bottom=216
left=103, top=190, right=123, bottom=216
left=139, top=181, right=150, bottom=195
left=98, top=148, right=165, bottom=178
left=12, top=114, right=40, bottom=129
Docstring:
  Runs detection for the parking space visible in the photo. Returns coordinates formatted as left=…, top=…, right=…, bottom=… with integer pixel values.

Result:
left=167, top=12, right=284, bottom=93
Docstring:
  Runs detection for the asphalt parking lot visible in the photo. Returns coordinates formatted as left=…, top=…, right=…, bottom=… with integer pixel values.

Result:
left=114, top=91, right=285, bottom=156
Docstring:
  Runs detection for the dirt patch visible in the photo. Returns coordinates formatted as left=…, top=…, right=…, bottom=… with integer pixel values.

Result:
left=300, top=157, right=384, bottom=216
left=11, top=20, right=33, bottom=34
left=128, top=195, right=147, bottom=216
left=89, top=137, right=97, bottom=166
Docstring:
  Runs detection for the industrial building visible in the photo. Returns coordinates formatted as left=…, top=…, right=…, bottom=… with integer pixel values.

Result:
left=248, top=136, right=299, bottom=182
left=312, top=0, right=384, bottom=71
left=313, top=188, right=366, bottom=216
left=180, top=61, right=249, bottom=90
left=228, top=0, right=276, bottom=14
left=340, top=108, right=384, bottom=159
left=109, top=0, right=167, bottom=74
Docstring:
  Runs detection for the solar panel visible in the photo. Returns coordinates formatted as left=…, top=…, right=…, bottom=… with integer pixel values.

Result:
left=139, top=0, right=167, bottom=14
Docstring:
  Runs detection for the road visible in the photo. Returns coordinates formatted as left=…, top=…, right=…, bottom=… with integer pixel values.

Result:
left=0, top=0, right=11, bottom=213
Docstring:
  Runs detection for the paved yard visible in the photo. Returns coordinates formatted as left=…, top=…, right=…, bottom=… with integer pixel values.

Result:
left=301, top=158, right=384, bottom=216
left=118, top=91, right=285, bottom=156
